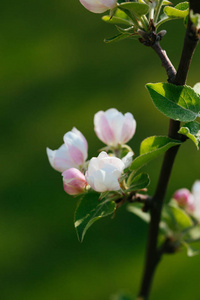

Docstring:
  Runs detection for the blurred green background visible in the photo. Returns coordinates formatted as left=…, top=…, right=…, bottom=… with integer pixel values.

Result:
left=1, top=0, right=200, bottom=299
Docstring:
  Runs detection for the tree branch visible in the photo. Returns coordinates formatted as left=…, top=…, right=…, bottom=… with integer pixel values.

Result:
left=137, top=4, right=200, bottom=299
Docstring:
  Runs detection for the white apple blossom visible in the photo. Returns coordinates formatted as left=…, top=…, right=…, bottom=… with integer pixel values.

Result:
left=79, top=0, right=117, bottom=14
left=85, top=151, right=125, bottom=192
left=47, top=127, right=88, bottom=172
left=94, top=108, right=136, bottom=147
left=62, top=168, right=87, bottom=195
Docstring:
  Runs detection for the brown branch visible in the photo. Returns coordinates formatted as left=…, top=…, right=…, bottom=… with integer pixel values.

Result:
left=137, top=4, right=200, bottom=299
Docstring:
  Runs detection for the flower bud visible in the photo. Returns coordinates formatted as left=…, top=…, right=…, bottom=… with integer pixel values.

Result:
left=94, top=108, right=136, bottom=147
left=85, top=151, right=125, bottom=192
left=79, top=0, right=117, bottom=13
left=47, top=127, right=88, bottom=172
left=62, top=168, right=87, bottom=195
left=173, top=188, right=193, bottom=208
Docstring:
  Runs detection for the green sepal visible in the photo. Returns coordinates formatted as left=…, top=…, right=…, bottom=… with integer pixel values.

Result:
left=104, top=32, right=134, bottom=43
left=190, top=10, right=200, bottom=29
left=102, top=14, right=133, bottom=26
left=74, top=192, right=116, bottom=242
left=146, top=83, right=200, bottom=122
left=130, top=136, right=181, bottom=171
left=118, top=2, right=149, bottom=17
left=164, top=2, right=189, bottom=19
left=178, top=121, right=200, bottom=149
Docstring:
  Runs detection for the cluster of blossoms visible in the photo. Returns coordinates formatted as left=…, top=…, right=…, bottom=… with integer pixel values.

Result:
left=173, top=181, right=200, bottom=222
left=47, top=108, right=136, bottom=195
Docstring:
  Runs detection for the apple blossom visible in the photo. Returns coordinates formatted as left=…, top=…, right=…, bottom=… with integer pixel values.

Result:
left=47, top=127, right=88, bottom=172
left=85, top=151, right=125, bottom=192
left=62, top=168, right=87, bottom=195
left=79, top=0, right=117, bottom=14
left=94, top=108, right=136, bottom=147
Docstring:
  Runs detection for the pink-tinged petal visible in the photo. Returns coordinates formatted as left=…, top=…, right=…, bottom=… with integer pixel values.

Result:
left=79, top=0, right=109, bottom=13
left=68, top=145, right=85, bottom=166
left=108, top=111, right=124, bottom=145
left=101, top=0, right=116, bottom=8
left=64, top=128, right=88, bottom=165
left=62, top=168, right=87, bottom=195
left=94, top=108, right=136, bottom=147
left=72, top=127, right=88, bottom=154
left=94, top=111, right=114, bottom=145
left=46, top=144, right=77, bottom=172
left=121, top=113, right=136, bottom=144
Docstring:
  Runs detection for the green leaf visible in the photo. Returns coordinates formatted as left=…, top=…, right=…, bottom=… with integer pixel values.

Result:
left=127, top=203, right=150, bottom=223
left=130, top=136, right=181, bottom=171
left=127, top=172, right=150, bottom=191
left=164, top=2, right=189, bottom=19
left=102, top=15, right=133, bottom=26
left=74, top=192, right=115, bottom=242
left=146, top=83, right=200, bottom=122
left=178, top=121, right=200, bottom=149
left=104, top=32, right=133, bottom=43
left=118, top=2, right=149, bottom=16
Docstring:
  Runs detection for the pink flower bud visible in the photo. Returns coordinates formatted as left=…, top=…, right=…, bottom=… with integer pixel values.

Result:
left=62, top=168, right=87, bottom=195
left=94, top=108, right=136, bottom=147
left=47, top=128, right=88, bottom=172
left=173, top=188, right=193, bottom=208
left=85, top=151, right=125, bottom=192
left=79, top=0, right=117, bottom=13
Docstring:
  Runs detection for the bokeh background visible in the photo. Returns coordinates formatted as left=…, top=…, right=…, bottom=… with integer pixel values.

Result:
left=1, top=0, right=200, bottom=299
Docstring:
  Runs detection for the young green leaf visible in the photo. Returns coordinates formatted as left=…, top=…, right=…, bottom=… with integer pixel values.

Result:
left=127, top=172, right=150, bottom=191
left=164, top=2, right=189, bottom=19
left=146, top=83, right=200, bottom=122
left=178, top=121, right=200, bottom=149
left=130, top=136, right=181, bottom=171
left=74, top=192, right=115, bottom=242
left=162, top=203, right=193, bottom=232
left=118, top=2, right=149, bottom=17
